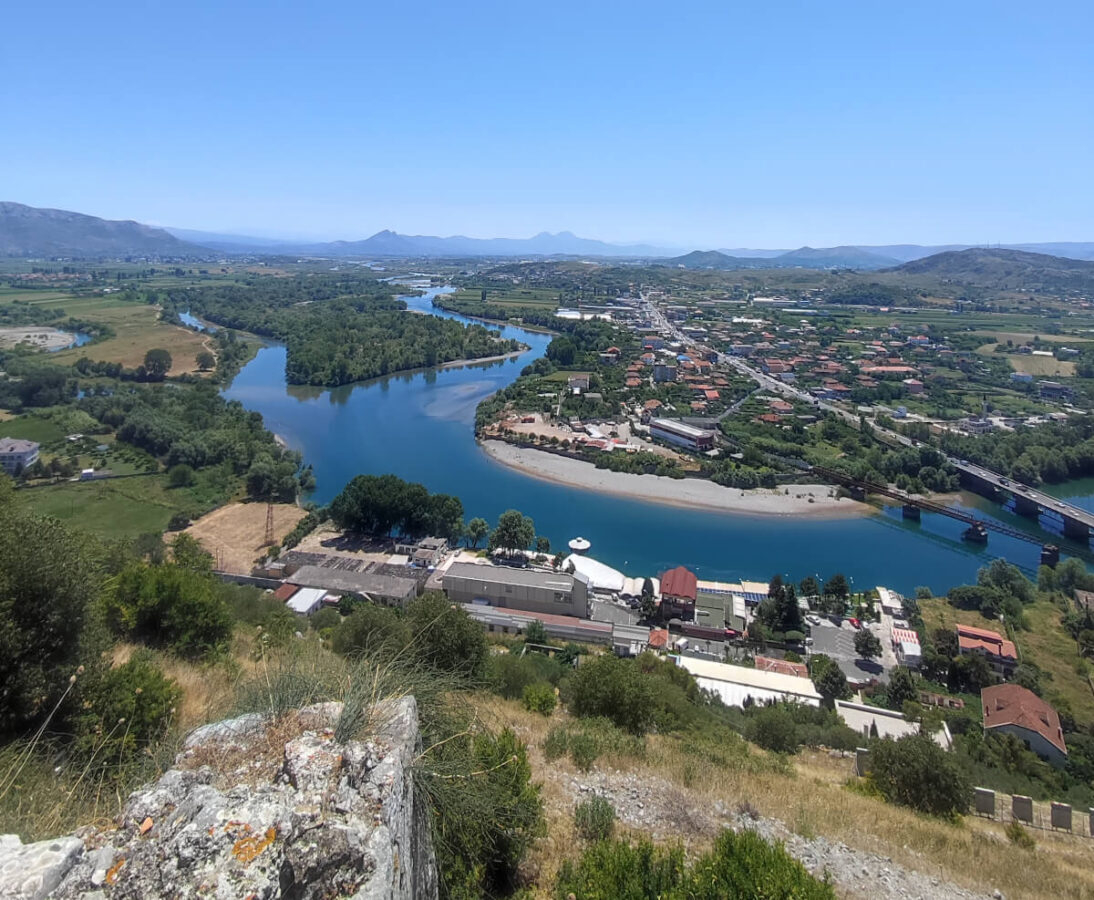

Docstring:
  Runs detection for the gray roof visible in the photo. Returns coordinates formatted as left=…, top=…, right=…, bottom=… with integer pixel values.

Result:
left=0, top=438, right=37, bottom=453
left=444, top=561, right=579, bottom=592
left=289, top=564, right=418, bottom=599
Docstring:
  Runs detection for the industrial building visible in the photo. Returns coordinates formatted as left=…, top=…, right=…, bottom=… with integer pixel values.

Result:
left=0, top=438, right=39, bottom=475
left=443, top=561, right=590, bottom=618
left=460, top=604, right=611, bottom=645
left=675, top=656, right=822, bottom=708
left=288, top=565, right=420, bottom=608
left=648, top=418, right=715, bottom=452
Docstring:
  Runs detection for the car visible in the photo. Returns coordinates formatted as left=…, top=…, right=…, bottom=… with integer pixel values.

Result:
left=848, top=617, right=862, bottom=629
left=805, top=614, right=821, bottom=626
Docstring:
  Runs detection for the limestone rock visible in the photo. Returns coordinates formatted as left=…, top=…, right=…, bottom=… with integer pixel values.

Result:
left=0, top=697, right=436, bottom=900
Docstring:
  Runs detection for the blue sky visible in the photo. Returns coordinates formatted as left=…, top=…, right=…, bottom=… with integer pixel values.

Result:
left=3, top=1, right=1092, bottom=247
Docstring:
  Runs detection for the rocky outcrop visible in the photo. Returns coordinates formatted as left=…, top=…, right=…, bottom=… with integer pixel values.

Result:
left=0, top=698, right=437, bottom=899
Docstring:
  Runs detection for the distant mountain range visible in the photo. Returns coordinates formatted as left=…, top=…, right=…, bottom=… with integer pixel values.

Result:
left=0, top=202, right=199, bottom=257
left=3, top=202, right=1094, bottom=268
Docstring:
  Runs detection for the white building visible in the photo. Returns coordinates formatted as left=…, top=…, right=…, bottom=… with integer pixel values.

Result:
left=285, top=587, right=327, bottom=616
left=0, top=438, right=39, bottom=474
left=876, top=586, right=904, bottom=617
left=674, top=656, right=821, bottom=708
left=836, top=700, right=952, bottom=750
left=562, top=554, right=626, bottom=594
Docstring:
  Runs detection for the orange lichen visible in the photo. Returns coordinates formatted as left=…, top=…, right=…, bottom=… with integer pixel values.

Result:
left=105, top=857, right=126, bottom=884
left=232, top=826, right=277, bottom=865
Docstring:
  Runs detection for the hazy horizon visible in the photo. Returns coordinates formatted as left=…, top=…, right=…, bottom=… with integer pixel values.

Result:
left=4, top=1, right=1092, bottom=247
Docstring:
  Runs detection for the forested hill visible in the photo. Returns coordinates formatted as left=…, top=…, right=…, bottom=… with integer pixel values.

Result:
left=165, top=274, right=521, bottom=386
left=0, top=202, right=204, bottom=257
left=891, top=247, right=1094, bottom=291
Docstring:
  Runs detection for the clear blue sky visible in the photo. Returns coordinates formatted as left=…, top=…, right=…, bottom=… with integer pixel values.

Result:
left=3, top=1, right=1092, bottom=247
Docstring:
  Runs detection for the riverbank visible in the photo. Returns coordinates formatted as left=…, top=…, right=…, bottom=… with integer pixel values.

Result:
left=438, top=348, right=526, bottom=369
left=0, top=326, right=80, bottom=351
left=481, top=440, right=869, bottom=518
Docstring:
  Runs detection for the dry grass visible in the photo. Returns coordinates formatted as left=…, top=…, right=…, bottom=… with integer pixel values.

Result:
left=470, top=694, right=1094, bottom=900
left=49, top=300, right=213, bottom=374
left=974, top=343, right=1076, bottom=377
left=182, top=502, right=307, bottom=573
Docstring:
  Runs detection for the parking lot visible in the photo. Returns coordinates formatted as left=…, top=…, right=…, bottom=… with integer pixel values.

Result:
left=808, top=618, right=888, bottom=685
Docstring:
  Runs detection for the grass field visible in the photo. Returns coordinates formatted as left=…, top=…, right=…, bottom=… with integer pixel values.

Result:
left=974, top=342, right=1076, bottom=377
left=0, top=290, right=214, bottom=375
left=448, top=287, right=560, bottom=312
left=22, top=477, right=180, bottom=538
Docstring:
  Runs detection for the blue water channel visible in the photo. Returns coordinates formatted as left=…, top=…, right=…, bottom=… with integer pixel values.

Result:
left=222, top=287, right=1093, bottom=594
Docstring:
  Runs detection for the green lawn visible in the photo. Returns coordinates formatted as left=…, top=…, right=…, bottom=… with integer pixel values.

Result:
left=0, top=415, right=67, bottom=444
left=22, top=477, right=178, bottom=538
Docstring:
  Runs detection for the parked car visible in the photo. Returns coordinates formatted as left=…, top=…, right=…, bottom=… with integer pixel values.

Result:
left=848, top=617, right=862, bottom=629
left=805, top=614, right=821, bottom=626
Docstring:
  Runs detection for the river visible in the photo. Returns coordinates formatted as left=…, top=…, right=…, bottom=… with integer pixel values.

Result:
left=222, top=286, right=1092, bottom=593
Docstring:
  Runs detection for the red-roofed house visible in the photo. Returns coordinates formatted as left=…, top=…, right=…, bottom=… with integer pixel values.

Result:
left=274, top=583, right=300, bottom=603
left=648, top=628, right=670, bottom=650
left=957, top=624, right=1018, bottom=676
left=660, top=566, right=697, bottom=620
left=982, top=684, right=1067, bottom=766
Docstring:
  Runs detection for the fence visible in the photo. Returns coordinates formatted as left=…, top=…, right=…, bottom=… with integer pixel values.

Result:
left=973, top=786, right=1091, bottom=836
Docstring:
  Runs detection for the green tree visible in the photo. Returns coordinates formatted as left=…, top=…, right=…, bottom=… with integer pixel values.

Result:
left=808, top=654, right=850, bottom=707
left=823, top=573, right=850, bottom=602
left=142, top=348, right=172, bottom=379
left=522, top=682, right=557, bottom=716
left=869, top=733, right=970, bottom=817
left=195, top=350, right=216, bottom=371
left=745, top=704, right=800, bottom=753
left=465, top=516, right=489, bottom=549
left=0, top=509, right=105, bottom=732
left=535, top=535, right=551, bottom=555
left=885, top=666, right=918, bottom=710
left=487, top=509, right=535, bottom=555
left=331, top=603, right=411, bottom=658
left=799, top=575, right=820, bottom=598
left=854, top=629, right=883, bottom=660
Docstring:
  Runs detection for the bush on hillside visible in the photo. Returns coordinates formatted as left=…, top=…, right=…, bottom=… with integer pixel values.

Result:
left=74, top=651, right=180, bottom=765
left=554, top=828, right=835, bottom=899
left=486, top=650, right=567, bottom=700
left=574, top=796, right=616, bottom=842
left=565, top=654, right=656, bottom=735
left=869, top=733, right=970, bottom=817
left=522, top=682, right=557, bottom=716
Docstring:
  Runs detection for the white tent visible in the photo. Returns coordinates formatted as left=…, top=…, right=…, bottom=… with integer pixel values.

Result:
left=562, top=554, right=625, bottom=593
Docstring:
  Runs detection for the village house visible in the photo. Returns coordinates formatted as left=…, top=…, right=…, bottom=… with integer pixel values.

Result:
left=982, top=684, right=1068, bottom=766
left=956, top=623, right=1018, bottom=677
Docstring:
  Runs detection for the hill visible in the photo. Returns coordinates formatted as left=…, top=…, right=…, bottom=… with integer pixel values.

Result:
left=0, top=202, right=204, bottom=257
left=775, top=245, right=900, bottom=269
left=891, top=247, right=1094, bottom=291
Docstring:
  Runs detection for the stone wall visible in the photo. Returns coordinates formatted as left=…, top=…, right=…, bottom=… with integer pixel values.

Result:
left=0, top=697, right=437, bottom=900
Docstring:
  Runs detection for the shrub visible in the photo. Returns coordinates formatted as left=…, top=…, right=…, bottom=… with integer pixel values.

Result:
left=309, top=606, right=341, bottom=633
left=554, top=829, right=834, bottom=899
left=166, top=463, right=195, bottom=487
left=566, top=654, right=656, bottom=735
left=1005, top=819, right=1035, bottom=849
left=543, top=726, right=568, bottom=760
left=105, top=562, right=233, bottom=659
left=869, top=733, right=970, bottom=817
left=487, top=651, right=566, bottom=700
left=522, top=682, right=557, bottom=716
left=574, top=796, right=615, bottom=842
left=406, top=592, right=487, bottom=678
left=167, top=512, right=190, bottom=531
left=569, top=732, right=599, bottom=771
left=745, top=704, right=800, bottom=754
left=75, top=652, right=180, bottom=765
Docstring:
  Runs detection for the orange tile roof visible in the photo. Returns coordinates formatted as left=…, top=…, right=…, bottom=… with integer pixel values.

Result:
left=982, top=684, right=1067, bottom=755
left=755, top=656, right=809, bottom=678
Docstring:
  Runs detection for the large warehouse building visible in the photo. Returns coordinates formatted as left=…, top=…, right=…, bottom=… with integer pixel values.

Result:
left=648, top=418, right=715, bottom=452
left=443, top=561, right=591, bottom=618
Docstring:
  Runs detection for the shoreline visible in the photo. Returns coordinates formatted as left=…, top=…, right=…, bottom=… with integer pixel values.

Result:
left=480, top=440, right=871, bottom=518
left=438, top=348, right=526, bottom=369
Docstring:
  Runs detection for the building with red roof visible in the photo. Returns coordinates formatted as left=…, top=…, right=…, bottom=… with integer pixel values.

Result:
left=660, top=566, right=697, bottom=620
left=982, top=684, right=1067, bottom=766
left=956, top=623, right=1018, bottom=676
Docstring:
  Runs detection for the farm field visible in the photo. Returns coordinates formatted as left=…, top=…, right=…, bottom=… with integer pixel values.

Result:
left=974, top=343, right=1076, bottom=377
left=183, top=502, right=307, bottom=573
left=22, top=476, right=180, bottom=539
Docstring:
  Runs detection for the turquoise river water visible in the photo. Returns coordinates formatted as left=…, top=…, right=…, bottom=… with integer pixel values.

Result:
left=221, top=287, right=1093, bottom=593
